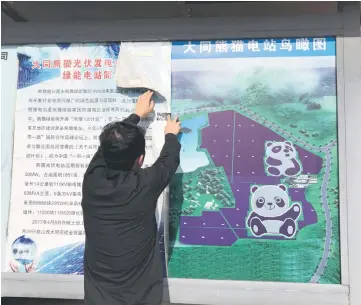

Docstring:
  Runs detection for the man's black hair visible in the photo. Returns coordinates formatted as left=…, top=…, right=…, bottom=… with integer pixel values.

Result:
left=99, top=121, right=146, bottom=171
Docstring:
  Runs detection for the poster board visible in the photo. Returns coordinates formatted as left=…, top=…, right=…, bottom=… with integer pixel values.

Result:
left=5, top=35, right=341, bottom=285
left=168, top=37, right=340, bottom=284
left=6, top=42, right=171, bottom=275
left=2, top=6, right=360, bottom=302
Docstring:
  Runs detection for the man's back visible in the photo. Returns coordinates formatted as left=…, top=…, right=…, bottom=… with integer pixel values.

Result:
left=82, top=156, right=163, bottom=305
left=81, top=92, right=182, bottom=305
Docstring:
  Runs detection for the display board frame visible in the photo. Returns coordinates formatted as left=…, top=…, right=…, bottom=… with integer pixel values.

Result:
left=1, top=3, right=360, bottom=305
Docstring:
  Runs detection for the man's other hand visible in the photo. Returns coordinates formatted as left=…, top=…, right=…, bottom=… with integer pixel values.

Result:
left=135, top=90, right=155, bottom=118
left=165, top=115, right=181, bottom=136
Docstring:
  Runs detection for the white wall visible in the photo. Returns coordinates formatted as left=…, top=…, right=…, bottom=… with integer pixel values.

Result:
left=1, top=46, right=18, bottom=272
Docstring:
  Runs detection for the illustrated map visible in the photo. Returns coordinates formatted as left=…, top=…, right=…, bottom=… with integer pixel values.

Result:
left=167, top=38, right=340, bottom=284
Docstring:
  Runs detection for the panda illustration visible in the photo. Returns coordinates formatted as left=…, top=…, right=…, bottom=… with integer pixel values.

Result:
left=246, top=184, right=302, bottom=238
left=265, top=141, right=301, bottom=177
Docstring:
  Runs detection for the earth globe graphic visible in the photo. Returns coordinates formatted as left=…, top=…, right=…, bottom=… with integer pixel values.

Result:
left=11, top=235, right=37, bottom=265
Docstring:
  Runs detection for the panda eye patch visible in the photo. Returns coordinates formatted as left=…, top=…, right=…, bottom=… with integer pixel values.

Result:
left=13, top=249, right=18, bottom=254
left=256, top=197, right=265, bottom=208
left=274, top=196, right=285, bottom=207
left=272, top=146, right=281, bottom=153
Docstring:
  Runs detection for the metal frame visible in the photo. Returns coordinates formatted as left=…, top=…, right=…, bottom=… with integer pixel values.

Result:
left=1, top=13, right=345, bottom=44
left=1, top=2, right=360, bottom=305
left=340, top=4, right=361, bottom=305
left=335, top=36, right=349, bottom=287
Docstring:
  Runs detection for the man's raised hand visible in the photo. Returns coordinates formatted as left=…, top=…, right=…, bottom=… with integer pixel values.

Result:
left=165, top=115, right=181, bottom=136
left=135, top=90, right=155, bottom=118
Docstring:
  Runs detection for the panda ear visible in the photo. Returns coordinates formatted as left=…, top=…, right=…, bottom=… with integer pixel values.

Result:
left=285, top=141, right=293, bottom=146
left=278, top=184, right=287, bottom=192
left=266, top=141, right=273, bottom=147
left=251, top=185, right=259, bottom=193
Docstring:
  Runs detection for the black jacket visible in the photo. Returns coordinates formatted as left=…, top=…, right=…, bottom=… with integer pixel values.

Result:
left=81, top=114, right=181, bottom=305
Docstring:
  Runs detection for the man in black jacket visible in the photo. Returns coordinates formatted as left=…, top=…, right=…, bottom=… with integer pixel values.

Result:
left=81, top=91, right=181, bottom=305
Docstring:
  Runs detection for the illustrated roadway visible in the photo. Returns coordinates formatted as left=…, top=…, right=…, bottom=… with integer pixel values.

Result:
left=174, top=104, right=337, bottom=283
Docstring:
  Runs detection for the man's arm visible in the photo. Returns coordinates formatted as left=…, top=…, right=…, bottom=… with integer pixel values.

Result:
left=122, top=113, right=141, bottom=126
left=143, top=133, right=181, bottom=198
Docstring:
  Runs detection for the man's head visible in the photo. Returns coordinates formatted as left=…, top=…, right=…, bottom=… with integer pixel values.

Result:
left=99, top=121, right=145, bottom=171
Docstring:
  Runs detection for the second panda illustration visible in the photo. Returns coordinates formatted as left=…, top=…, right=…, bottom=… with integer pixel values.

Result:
left=246, top=184, right=302, bottom=238
left=265, top=141, right=301, bottom=177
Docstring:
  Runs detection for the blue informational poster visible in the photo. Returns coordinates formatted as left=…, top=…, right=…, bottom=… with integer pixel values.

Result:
left=6, top=42, right=170, bottom=275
